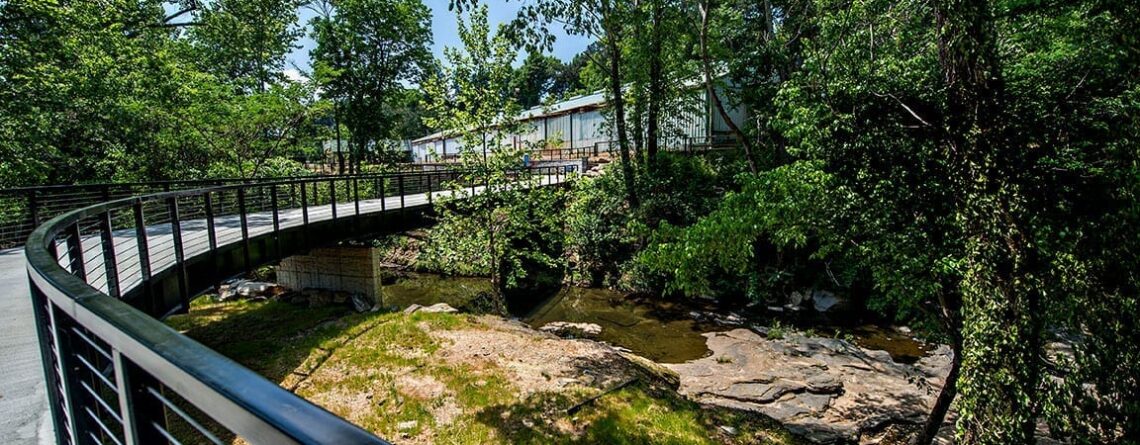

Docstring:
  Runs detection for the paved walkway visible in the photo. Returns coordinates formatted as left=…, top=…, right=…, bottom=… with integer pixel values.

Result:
left=0, top=247, right=54, bottom=445
left=0, top=174, right=565, bottom=444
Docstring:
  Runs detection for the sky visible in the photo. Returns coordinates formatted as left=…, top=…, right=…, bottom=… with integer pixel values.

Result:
left=284, top=0, right=591, bottom=77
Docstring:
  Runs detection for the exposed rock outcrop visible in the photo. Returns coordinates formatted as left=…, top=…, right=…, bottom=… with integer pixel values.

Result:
left=667, top=329, right=953, bottom=444
left=539, top=321, right=603, bottom=339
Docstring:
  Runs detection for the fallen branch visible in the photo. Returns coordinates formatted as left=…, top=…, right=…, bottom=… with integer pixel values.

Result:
left=567, top=377, right=639, bottom=415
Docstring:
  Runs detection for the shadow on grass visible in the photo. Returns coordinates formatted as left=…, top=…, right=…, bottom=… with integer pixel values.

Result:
left=473, top=381, right=806, bottom=445
left=161, top=297, right=808, bottom=445
left=163, top=297, right=373, bottom=444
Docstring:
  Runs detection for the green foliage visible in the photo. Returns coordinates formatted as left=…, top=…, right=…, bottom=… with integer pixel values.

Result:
left=418, top=5, right=565, bottom=312
left=566, top=154, right=731, bottom=287
left=646, top=0, right=1140, bottom=442
left=510, top=51, right=583, bottom=108
left=309, top=0, right=433, bottom=170
left=0, top=0, right=322, bottom=186
left=636, top=161, right=847, bottom=299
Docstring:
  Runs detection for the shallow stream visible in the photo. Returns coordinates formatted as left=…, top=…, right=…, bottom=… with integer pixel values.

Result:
left=379, top=272, right=931, bottom=364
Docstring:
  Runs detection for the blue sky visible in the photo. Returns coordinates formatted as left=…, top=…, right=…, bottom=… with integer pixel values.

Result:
left=285, top=1, right=591, bottom=76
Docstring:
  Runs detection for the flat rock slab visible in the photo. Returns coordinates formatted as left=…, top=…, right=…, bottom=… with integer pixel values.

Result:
left=666, top=329, right=953, bottom=444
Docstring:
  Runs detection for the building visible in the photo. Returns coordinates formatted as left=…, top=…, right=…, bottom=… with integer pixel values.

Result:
left=409, top=84, right=747, bottom=162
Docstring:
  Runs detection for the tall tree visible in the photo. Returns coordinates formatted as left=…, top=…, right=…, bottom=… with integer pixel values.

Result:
left=185, top=0, right=303, bottom=91
left=516, top=0, right=640, bottom=207
left=511, top=51, right=563, bottom=109
left=309, top=0, right=432, bottom=173
left=421, top=4, right=563, bottom=314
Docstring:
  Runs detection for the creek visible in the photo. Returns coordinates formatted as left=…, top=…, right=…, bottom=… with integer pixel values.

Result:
left=378, top=272, right=930, bottom=364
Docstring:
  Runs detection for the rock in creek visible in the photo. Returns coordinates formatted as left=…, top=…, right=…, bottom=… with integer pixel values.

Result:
left=539, top=321, right=603, bottom=339
left=667, top=329, right=954, bottom=444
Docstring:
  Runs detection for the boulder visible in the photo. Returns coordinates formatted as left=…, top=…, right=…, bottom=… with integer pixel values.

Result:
left=667, top=329, right=953, bottom=444
left=218, top=280, right=284, bottom=301
left=403, top=303, right=459, bottom=314
left=539, top=321, right=603, bottom=339
left=351, top=293, right=373, bottom=313
left=811, top=290, right=841, bottom=312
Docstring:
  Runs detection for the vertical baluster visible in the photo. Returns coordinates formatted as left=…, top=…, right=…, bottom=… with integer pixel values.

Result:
left=330, top=178, right=338, bottom=221
left=132, top=202, right=153, bottom=313
left=203, top=192, right=217, bottom=251
left=300, top=180, right=310, bottom=249
left=113, top=351, right=164, bottom=444
left=301, top=180, right=309, bottom=225
left=98, top=210, right=120, bottom=298
left=353, top=177, right=360, bottom=216
left=28, top=190, right=39, bottom=235
left=28, top=281, right=67, bottom=445
left=271, top=185, right=281, bottom=261
left=65, top=223, right=86, bottom=280
left=379, top=177, right=386, bottom=212
left=167, top=197, right=188, bottom=307
left=398, top=174, right=405, bottom=213
left=46, top=304, right=81, bottom=445
left=237, top=188, right=250, bottom=273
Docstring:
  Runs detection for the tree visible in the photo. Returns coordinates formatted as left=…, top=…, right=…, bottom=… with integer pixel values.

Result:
left=309, top=0, right=432, bottom=173
left=516, top=0, right=639, bottom=207
left=420, top=4, right=564, bottom=314
left=511, top=51, right=563, bottom=109
left=0, top=0, right=321, bottom=185
left=639, top=0, right=1140, bottom=443
left=184, top=0, right=303, bottom=91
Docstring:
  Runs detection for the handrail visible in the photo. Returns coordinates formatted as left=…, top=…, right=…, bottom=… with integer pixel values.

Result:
left=0, top=165, right=436, bottom=249
left=24, top=161, right=584, bottom=445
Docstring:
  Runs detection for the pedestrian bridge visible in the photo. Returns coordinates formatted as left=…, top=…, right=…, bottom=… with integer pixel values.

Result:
left=19, top=163, right=579, bottom=445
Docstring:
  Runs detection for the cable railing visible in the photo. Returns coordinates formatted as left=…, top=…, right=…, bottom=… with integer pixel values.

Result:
left=24, top=162, right=583, bottom=445
left=0, top=164, right=445, bottom=250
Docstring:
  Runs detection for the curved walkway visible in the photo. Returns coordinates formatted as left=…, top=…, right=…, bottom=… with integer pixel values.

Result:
left=1, top=247, right=54, bottom=445
left=2, top=172, right=568, bottom=444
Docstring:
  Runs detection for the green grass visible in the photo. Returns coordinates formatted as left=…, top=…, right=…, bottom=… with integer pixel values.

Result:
left=167, top=297, right=804, bottom=445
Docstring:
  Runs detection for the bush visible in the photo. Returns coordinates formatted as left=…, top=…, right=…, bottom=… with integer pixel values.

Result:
left=564, top=153, right=734, bottom=288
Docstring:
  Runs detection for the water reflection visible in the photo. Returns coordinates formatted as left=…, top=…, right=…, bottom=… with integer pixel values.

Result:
left=379, top=272, right=931, bottom=365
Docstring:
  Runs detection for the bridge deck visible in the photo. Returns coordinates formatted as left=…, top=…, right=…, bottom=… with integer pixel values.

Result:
left=1, top=174, right=564, bottom=444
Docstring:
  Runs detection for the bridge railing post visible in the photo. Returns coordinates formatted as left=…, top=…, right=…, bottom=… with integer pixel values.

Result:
left=398, top=174, right=405, bottom=213
left=236, top=188, right=250, bottom=274
left=132, top=201, right=155, bottom=312
left=65, top=223, right=85, bottom=280
left=167, top=196, right=189, bottom=307
left=113, top=351, right=165, bottom=444
left=330, top=178, right=338, bottom=222
left=99, top=209, right=121, bottom=298
left=271, top=184, right=281, bottom=261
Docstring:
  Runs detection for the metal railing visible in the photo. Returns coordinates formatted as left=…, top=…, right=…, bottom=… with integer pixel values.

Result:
left=0, top=164, right=443, bottom=250
left=24, top=162, right=581, bottom=445
left=412, top=135, right=739, bottom=164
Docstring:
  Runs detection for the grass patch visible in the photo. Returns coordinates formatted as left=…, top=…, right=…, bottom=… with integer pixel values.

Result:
left=167, top=298, right=804, bottom=445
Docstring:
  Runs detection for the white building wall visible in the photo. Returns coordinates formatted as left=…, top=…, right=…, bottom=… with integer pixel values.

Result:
left=410, top=83, right=749, bottom=160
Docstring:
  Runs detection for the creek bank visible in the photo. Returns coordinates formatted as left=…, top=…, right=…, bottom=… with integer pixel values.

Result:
left=667, top=328, right=953, bottom=444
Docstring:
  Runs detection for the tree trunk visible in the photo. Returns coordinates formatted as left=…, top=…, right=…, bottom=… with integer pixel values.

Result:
left=916, top=336, right=961, bottom=444
left=698, top=0, right=757, bottom=174
left=934, top=0, right=1043, bottom=442
left=645, top=0, right=663, bottom=166
left=603, top=0, right=639, bottom=208
left=335, top=100, right=345, bottom=175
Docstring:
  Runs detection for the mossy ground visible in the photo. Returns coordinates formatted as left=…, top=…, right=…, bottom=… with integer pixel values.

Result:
left=166, top=297, right=804, bottom=445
